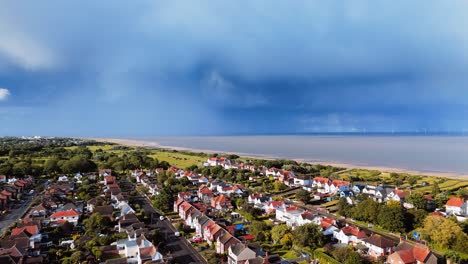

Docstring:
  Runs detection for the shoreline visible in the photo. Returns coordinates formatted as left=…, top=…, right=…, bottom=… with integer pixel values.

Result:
left=87, top=137, right=468, bottom=180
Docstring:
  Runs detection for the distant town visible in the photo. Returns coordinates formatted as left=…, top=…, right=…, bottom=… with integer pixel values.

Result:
left=0, top=137, right=466, bottom=264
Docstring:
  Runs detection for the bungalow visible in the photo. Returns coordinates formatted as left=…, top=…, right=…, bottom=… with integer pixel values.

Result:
left=333, top=225, right=367, bottom=245
left=216, top=233, right=241, bottom=254
left=50, top=209, right=80, bottom=226
left=387, top=241, right=437, bottom=264
left=445, top=197, right=467, bottom=216
left=363, top=234, right=395, bottom=258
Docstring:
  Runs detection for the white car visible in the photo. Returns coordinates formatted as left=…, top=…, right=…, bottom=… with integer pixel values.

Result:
left=159, top=216, right=165, bottom=221
left=174, top=232, right=180, bottom=237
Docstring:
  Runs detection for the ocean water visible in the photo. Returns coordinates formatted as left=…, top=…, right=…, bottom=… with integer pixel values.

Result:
left=135, top=135, right=468, bottom=175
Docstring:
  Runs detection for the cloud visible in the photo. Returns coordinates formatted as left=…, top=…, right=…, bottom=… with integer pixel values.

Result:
left=0, top=88, right=10, bottom=101
left=0, top=1, right=468, bottom=135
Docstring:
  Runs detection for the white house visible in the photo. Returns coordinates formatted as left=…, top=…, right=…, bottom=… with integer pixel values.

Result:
left=333, top=225, right=367, bottom=245
left=117, top=234, right=163, bottom=264
left=204, top=157, right=232, bottom=167
left=50, top=209, right=80, bottom=226
left=58, top=175, right=69, bottom=182
left=446, top=197, right=467, bottom=216
left=363, top=234, right=395, bottom=259
left=276, top=205, right=304, bottom=227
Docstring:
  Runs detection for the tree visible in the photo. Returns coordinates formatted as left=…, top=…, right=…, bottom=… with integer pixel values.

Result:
left=378, top=202, right=405, bottom=232
left=332, top=247, right=362, bottom=264
left=250, top=221, right=268, bottom=236
left=405, top=192, right=426, bottom=209
left=153, top=189, right=174, bottom=212
left=296, top=189, right=311, bottom=203
left=352, top=198, right=380, bottom=224
left=273, top=181, right=281, bottom=192
left=43, top=157, right=61, bottom=174
left=434, top=193, right=449, bottom=208
left=338, top=198, right=352, bottom=217
left=422, top=215, right=468, bottom=252
left=344, top=251, right=363, bottom=264
left=405, top=209, right=428, bottom=230
left=292, top=223, right=323, bottom=249
left=431, top=182, right=440, bottom=196
left=271, top=224, right=291, bottom=244
left=408, top=176, right=418, bottom=187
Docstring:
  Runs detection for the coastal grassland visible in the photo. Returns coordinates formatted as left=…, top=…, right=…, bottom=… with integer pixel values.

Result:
left=147, top=151, right=207, bottom=168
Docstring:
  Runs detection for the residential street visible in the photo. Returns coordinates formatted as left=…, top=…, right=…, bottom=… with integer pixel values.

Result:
left=0, top=192, right=36, bottom=235
left=126, top=181, right=207, bottom=264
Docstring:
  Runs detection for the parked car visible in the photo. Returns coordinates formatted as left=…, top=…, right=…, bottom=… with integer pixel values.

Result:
left=174, top=232, right=180, bottom=237
left=159, top=216, right=165, bottom=221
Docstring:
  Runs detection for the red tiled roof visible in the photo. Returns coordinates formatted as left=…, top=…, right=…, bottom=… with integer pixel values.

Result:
left=0, top=175, right=5, bottom=179
left=267, top=200, right=285, bottom=207
left=431, top=211, right=444, bottom=217
left=341, top=225, right=367, bottom=238
left=314, top=177, right=329, bottom=184
left=397, top=249, right=416, bottom=263
left=413, top=245, right=431, bottom=262
left=393, top=190, right=410, bottom=199
left=446, top=197, right=464, bottom=207
left=50, top=209, right=79, bottom=218
left=11, top=225, right=39, bottom=236
left=1, top=190, right=12, bottom=196
left=212, top=195, right=230, bottom=203
left=241, top=234, right=255, bottom=240
left=320, top=218, right=335, bottom=229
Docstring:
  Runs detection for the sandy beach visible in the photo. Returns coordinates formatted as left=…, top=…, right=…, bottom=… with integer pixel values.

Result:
left=88, top=137, right=468, bottom=180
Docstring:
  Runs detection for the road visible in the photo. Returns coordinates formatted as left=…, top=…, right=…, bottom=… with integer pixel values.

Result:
left=0, top=192, right=36, bottom=235
left=124, top=180, right=206, bottom=264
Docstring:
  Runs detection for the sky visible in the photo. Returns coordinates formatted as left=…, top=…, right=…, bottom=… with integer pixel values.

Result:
left=1, top=1, right=468, bottom=136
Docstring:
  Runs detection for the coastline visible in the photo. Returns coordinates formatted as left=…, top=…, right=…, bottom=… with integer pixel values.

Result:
left=87, top=137, right=468, bottom=180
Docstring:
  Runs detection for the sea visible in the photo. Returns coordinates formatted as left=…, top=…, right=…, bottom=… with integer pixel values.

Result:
left=133, top=134, right=468, bottom=175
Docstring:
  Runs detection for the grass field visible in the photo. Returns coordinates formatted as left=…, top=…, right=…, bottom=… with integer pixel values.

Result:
left=148, top=151, right=207, bottom=169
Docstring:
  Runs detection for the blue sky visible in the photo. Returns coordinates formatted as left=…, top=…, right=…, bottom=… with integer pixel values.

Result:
left=1, top=1, right=468, bottom=136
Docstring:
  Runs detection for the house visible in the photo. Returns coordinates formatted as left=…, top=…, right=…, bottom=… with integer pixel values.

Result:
left=387, top=190, right=409, bottom=203
left=58, top=175, right=68, bottom=182
left=211, top=195, right=232, bottom=211
left=198, top=176, right=209, bottom=185
left=293, top=175, right=313, bottom=187
left=228, top=243, right=257, bottom=264
left=219, top=184, right=245, bottom=196
left=203, top=222, right=224, bottom=245
left=363, top=234, right=395, bottom=258
left=387, top=241, right=437, bottom=264
left=204, top=157, right=232, bottom=167
left=50, top=209, right=80, bottom=226
left=94, top=205, right=115, bottom=220
left=276, top=205, right=304, bottom=227
left=329, top=180, right=350, bottom=194
left=31, top=204, right=47, bottom=217
left=87, top=196, right=106, bottom=213
left=340, top=190, right=354, bottom=198
left=264, top=200, right=285, bottom=214
left=248, top=193, right=271, bottom=209
left=333, top=225, right=367, bottom=245
left=104, top=176, right=116, bottom=185
left=0, top=175, right=6, bottom=183
left=352, top=184, right=366, bottom=194
left=99, top=169, right=112, bottom=177
left=116, top=234, right=163, bottom=264
left=198, top=185, right=214, bottom=203
left=174, top=198, right=185, bottom=214
left=216, top=233, right=241, bottom=254
left=320, top=218, right=339, bottom=236
left=445, top=197, right=467, bottom=216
